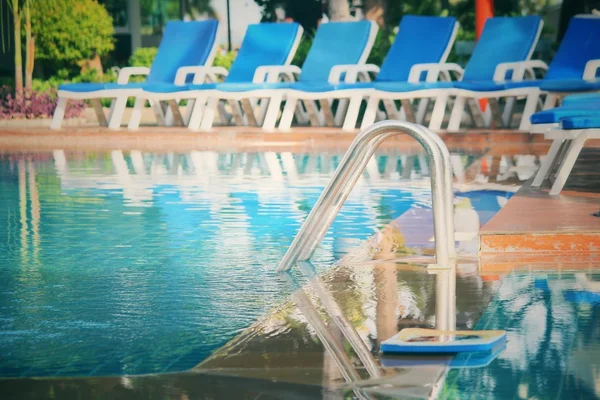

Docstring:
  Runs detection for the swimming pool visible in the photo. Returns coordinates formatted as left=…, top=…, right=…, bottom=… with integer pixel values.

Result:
left=0, top=149, right=514, bottom=377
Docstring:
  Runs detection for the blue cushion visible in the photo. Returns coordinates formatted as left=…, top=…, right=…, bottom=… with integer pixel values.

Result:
left=530, top=105, right=600, bottom=124
left=545, top=17, right=600, bottom=80
left=540, top=78, right=600, bottom=93
left=373, top=81, right=455, bottom=92
left=146, top=20, right=219, bottom=84
left=226, top=23, right=302, bottom=83
left=561, top=114, right=600, bottom=129
left=463, top=16, right=542, bottom=81
left=213, top=82, right=291, bottom=92
left=377, top=15, right=457, bottom=83
left=287, top=81, right=375, bottom=93
left=563, top=93, right=600, bottom=105
left=454, top=79, right=543, bottom=92
left=142, top=83, right=214, bottom=93
left=299, top=21, right=374, bottom=83
left=59, top=83, right=148, bottom=92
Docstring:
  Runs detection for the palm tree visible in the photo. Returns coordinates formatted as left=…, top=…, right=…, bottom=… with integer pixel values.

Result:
left=6, top=0, right=22, bottom=96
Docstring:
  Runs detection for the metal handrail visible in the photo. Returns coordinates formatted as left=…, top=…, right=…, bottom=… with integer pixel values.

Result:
left=278, top=120, right=456, bottom=272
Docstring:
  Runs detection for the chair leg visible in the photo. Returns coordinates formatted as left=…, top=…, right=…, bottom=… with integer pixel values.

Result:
left=447, top=96, right=465, bottom=131
left=217, top=101, right=230, bottom=124
left=128, top=97, right=145, bottom=130
left=415, top=98, right=429, bottom=125
left=342, top=95, right=362, bottom=132
left=518, top=91, right=540, bottom=131
left=334, top=98, right=350, bottom=126
left=543, top=93, right=557, bottom=110
left=549, top=134, right=586, bottom=195
left=51, top=98, right=68, bottom=130
left=187, top=97, right=207, bottom=131
left=108, top=96, right=128, bottom=130
left=279, top=96, right=297, bottom=131
left=531, top=139, right=564, bottom=187
left=151, top=100, right=167, bottom=125
left=199, top=97, right=218, bottom=131
left=168, top=100, right=185, bottom=126
left=360, top=96, right=379, bottom=129
left=183, top=99, right=195, bottom=125
left=502, top=97, right=515, bottom=127
left=429, top=94, right=448, bottom=131
left=262, top=93, right=283, bottom=131
left=91, top=99, right=108, bottom=126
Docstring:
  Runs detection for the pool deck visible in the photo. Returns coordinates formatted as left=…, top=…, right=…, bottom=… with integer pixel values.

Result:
left=479, top=149, right=600, bottom=259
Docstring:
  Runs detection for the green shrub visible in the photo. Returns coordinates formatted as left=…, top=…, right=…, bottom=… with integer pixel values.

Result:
left=366, top=30, right=395, bottom=67
left=31, top=0, right=115, bottom=74
left=292, top=35, right=313, bottom=67
left=213, top=47, right=237, bottom=71
left=129, top=47, right=158, bottom=68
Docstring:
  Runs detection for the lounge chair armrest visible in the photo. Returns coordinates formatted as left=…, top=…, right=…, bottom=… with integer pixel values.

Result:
left=117, top=67, right=150, bottom=84
left=583, top=59, right=600, bottom=80
left=253, top=65, right=302, bottom=83
left=493, top=60, right=548, bottom=82
left=408, top=63, right=464, bottom=83
left=174, top=66, right=229, bottom=85
left=328, top=64, right=381, bottom=84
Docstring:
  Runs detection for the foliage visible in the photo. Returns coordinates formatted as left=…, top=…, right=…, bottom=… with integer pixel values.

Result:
left=30, top=0, right=115, bottom=74
left=0, top=86, right=85, bottom=120
left=129, top=45, right=237, bottom=72
left=291, top=34, right=313, bottom=67
left=366, top=30, right=395, bottom=66
left=254, top=0, right=323, bottom=33
left=129, top=47, right=158, bottom=69
left=212, top=47, right=237, bottom=70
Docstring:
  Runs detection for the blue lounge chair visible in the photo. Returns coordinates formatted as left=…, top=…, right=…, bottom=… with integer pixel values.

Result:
left=360, top=16, right=543, bottom=132
left=530, top=93, right=600, bottom=194
left=51, top=20, right=219, bottom=130
left=130, top=22, right=304, bottom=131
left=449, top=15, right=600, bottom=131
left=538, top=15, right=600, bottom=106
left=201, top=20, right=379, bottom=131
left=277, top=15, right=459, bottom=132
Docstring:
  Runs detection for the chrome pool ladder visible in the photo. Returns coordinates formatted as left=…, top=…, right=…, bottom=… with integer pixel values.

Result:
left=278, top=120, right=456, bottom=272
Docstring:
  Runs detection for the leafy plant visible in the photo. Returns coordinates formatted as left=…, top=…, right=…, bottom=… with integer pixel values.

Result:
left=129, top=47, right=158, bottom=68
left=30, top=0, right=115, bottom=75
left=213, top=47, right=237, bottom=71
left=0, top=86, right=85, bottom=120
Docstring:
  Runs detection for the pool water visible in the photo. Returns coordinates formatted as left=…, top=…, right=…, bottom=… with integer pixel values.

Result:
left=0, top=150, right=512, bottom=377
left=442, top=272, right=600, bottom=400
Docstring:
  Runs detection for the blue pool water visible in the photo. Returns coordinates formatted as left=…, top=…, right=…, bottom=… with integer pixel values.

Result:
left=442, top=273, right=600, bottom=400
left=0, top=150, right=512, bottom=377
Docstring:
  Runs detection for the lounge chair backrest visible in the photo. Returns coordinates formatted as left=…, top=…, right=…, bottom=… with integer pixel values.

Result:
left=377, top=15, right=458, bottom=82
left=299, top=20, right=378, bottom=83
left=147, top=20, right=219, bottom=84
left=226, top=23, right=303, bottom=83
left=545, top=16, right=600, bottom=80
left=462, top=16, right=542, bottom=81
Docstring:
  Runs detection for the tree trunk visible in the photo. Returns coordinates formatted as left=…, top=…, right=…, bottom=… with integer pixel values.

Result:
left=363, top=0, right=386, bottom=27
left=12, top=0, right=23, bottom=97
left=327, top=0, right=351, bottom=21
left=25, top=1, right=33, bottom=93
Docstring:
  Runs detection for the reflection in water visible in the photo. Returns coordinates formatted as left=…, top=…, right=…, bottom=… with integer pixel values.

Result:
left=0, top=149, right=517, bottom=378
left=442, top=273, right=600, bottom=400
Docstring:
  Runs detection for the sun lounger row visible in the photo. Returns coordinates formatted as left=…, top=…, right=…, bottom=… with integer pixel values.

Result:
left=51, top=14, right=600, bottom=133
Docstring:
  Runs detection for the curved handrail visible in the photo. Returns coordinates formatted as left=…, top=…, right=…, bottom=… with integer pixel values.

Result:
left=278, top=120, right=456, bottom=272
